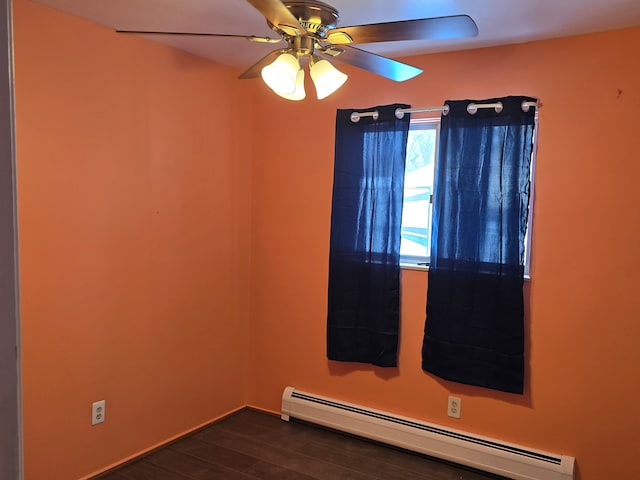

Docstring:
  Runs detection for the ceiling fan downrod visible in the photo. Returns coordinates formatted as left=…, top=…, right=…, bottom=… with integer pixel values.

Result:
left=289, top=35, right=315, bottom=57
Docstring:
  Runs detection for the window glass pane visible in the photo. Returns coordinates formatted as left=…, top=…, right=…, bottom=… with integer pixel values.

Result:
left=400, top=124, right=436, bottom=262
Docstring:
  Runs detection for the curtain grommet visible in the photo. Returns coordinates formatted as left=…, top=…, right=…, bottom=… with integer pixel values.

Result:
left=467, top=102, right=503, bottom=115
left=350, top=111, right=378, bottom=122
left=395, top=108, right=405, bottom=119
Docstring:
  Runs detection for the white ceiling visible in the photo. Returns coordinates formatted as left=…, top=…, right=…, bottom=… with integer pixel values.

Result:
left=30, top=0, right=640, bottom=72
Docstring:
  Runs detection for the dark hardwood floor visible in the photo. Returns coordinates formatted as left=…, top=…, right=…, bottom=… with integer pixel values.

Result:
left=95, top=408, right=506, bottom=480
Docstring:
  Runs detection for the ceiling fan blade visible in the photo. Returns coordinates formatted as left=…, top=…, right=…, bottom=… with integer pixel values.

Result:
left=238, top=49, right=286, bottom=79
left=319, top=45, right=422, bottom=82
left=116, top=30, right=283, bottom=43
left=325, top=15, right=478, bottom=45
left=245, top=0, right=305, bottom=36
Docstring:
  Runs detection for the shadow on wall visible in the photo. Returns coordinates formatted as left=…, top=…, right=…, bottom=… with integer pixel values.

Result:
left=328, top=361, right=400, bottom=380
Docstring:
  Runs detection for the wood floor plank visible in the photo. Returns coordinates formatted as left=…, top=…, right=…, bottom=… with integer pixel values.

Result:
left=194, top=428, right=377, bottom=480
left=211, top=417, right=319, bottom=453
left=292, top=440, right=448, bottom=480
left=93, top=472, right=134, bottom=480
left=145, top=448, right=260, bottom=480
left=170, top=436, right=262, bottom=471
left=242, top=460, right=320, bottom=480
left=115, top=460, right=193, bottom=480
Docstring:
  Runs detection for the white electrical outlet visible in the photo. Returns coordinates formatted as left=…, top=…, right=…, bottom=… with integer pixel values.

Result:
left=92, top=400, right=106, bottom=425
left=447, top=396, right=461, bottom=418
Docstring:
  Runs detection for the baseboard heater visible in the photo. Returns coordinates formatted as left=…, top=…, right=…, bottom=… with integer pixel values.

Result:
left=281, top=386, right=574, bottom=480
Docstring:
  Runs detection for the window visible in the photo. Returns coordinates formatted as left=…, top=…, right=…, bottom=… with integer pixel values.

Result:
left=400, top=119, right=439, bottom=266
left=400, top=117, right=537, bottom=273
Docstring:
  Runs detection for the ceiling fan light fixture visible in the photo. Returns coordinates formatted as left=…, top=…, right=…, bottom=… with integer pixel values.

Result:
left=310, top=58, right=348, bottom=100
left=261, top=52, right=300, bottom=95
left=274, top=68, right=306, bottom=101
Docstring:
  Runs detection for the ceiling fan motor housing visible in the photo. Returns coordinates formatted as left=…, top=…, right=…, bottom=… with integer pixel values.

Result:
left=274, top=1, right=339, bottom=37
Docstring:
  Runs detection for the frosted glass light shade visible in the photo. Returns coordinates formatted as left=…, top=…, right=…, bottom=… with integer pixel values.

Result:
left=261, top=53, right=300, bottom=95
left=275, top=68, right=306, bottom=101
left=310, top=59, right=348, bottom=99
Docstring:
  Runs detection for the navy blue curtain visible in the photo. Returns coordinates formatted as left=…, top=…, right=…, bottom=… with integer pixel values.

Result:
left=422, top=96, right=537, bottom=393
left=327, top=104, right=411, bottom=367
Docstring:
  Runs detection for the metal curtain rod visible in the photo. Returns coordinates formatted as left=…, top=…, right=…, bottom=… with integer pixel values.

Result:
left=349, top=100, right=539, bottom=123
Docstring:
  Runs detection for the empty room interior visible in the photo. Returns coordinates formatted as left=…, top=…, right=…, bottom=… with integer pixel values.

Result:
left=2, top=0, right=640, bottom=479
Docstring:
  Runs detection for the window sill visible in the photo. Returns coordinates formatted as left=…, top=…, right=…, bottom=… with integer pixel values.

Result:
left=400, top=262, right=429, bottom=272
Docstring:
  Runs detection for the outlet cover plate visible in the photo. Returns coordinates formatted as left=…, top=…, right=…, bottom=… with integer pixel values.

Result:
left=92, top=400, right=105, bottom=425
left=448, top=396, right=461, bottom=418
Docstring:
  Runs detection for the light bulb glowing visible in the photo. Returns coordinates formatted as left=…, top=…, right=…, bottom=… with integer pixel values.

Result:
left=261, top=52, right=301, bottom=95
left=310, top=59, right=348, bottom=100
left=274, top=68, right=306, bottom=101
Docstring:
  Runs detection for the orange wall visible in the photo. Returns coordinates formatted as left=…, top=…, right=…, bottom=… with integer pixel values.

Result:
left=13, top=0, right=252, bottom=478
left=13, top=0, right=640, bottom=479
left=248, top=28, right=640, bottom=479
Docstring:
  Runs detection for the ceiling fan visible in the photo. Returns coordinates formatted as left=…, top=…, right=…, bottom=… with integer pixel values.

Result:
left=117, top=0, right=478, bottom=100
